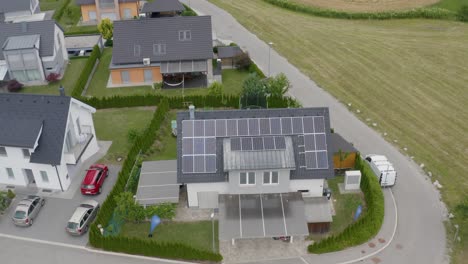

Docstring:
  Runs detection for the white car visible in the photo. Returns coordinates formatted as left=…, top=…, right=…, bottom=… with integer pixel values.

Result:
left=365, top=154, right=397, bottom=187
left=66, top=200, right=99, bottom=236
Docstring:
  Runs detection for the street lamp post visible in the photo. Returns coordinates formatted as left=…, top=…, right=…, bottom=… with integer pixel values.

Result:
left=210, top=212, right=215, bottom=252
left=268, top=42, right=274, bottom=77
left=454, top=224, right=459, bottom=242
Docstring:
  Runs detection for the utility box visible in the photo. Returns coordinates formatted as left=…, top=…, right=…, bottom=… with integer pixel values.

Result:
left=345, top=170, right=361, bottom=190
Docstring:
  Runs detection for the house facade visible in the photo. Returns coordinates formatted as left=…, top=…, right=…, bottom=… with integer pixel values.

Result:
left=76, top=0, right=140, bottom=23
left=0, top=94, right=99, bottom=191
left=0, top=20, right=67, bottom=84
left=111, top=16, right=213, bottom=88
left=0, top=0, right=41, bottom=23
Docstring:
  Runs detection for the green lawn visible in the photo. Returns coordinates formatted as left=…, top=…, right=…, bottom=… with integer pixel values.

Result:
left=143, top=111, right=177, bottom=161
left=121, top=221, right=219, bottom=252
left=85, top=48, right=251, bottom=98
left=93, top=107, right=156, bottom=164
left=209, top=1, right=468, bottom=261
left=433, top=0, right=468, bottom=12
left=21, top=58, right=88, bottom=95
left=40, top=0, right=67, bottom=11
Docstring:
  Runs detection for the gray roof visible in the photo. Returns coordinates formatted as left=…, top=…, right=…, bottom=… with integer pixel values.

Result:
left=136, top=160, right=179, bottom=206
left=141, top=0, right=184, bottom=13
left=0, top=94, right=71, bottom=165
left=3, top=34, right=40, bottom=50
left=0, top=0, right=31, bottom=13
left=177, top=107, right=334, bottom=184
left=112, top=16, right=213, bottom=65
left=330, top=133, right=357, bottom=153
left=223, top=137, right=295, bottom=171
left=0, top=20, right=58, bottom=61
left=76, top=0, right=138, bottom=5
left=217, top=46, right=242, bottom=59
left=0, top=118, right=43, bottom=148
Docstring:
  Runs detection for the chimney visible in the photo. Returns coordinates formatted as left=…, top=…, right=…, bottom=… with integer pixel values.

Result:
left=189, top=105, right=195, bottom=120
left=59, top=85, right=65, bottom=96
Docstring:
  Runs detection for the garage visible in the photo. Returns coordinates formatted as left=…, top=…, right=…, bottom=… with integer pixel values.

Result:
left=135, top=160, right=180, bottom=206
left=219, top=192, right=309, bottom=243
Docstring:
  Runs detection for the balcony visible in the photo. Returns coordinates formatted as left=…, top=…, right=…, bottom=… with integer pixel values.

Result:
left=64, top=125, right=94, bottom=165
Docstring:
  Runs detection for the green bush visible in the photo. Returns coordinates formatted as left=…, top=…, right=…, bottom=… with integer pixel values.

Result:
left=104, top=39, right=113, bottom=47
left=308, top=155, right=384, bottom=253
left=208, top=81, right=224, bottom=96
left=145, top=203, right=177, bottom=220
left=248, top=62, right=266, bottom=79
left=263, top=0, right=455, bottom=21
left=7, top=189, right=15, bottom=199
left=458, top=5, right=468, bottom=21
left=52, top=0, right=71, bottom=21
left=182, top=4, right=198, bottom=16
left=71, top=45, right=101, bottom=98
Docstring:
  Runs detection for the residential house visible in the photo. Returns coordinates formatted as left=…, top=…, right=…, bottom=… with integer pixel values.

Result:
left=0, top=0, right=42, bottom=23
left=177, top=106, right=335, bottom=242
left=0, top=20, right=67, bottom=84
left=0, top=93, right=100, bottom=191
left=141, top=0, right=184, bottom=18
left=76, top=0, right=140, bottom=23
left=217, top=46, right=243, bottom=69
left=111, top=16, right=213, bottom=88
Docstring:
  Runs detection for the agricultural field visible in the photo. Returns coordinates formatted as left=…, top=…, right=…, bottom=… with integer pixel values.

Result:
left=293, top=0, right=439, bottom=12
left=209, top=0, right=468, bottom=261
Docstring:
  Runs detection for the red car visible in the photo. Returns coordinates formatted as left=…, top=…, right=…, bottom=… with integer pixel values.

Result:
left=80, top=164, right=109, bottom=195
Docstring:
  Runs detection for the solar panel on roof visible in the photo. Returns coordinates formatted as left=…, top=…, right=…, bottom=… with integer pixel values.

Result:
left=315, top=134, right=327, bottom=150
left=252, top=137, right=264, bottom=150
left=182, top=138, right=193, bottom=154
left=313, top=116, right=325, bottom=133
left=194, top=120, right=204, bottom=136
left=260, top=118, right=270, bottom=135
left=205, top=120, right=215, bottom=137
left=248, top=118, right=260, bottom=136
left=238, top=119, right=248, bottom=136
left=305, top=152, right=317, bottom=169
left=304, top=134, right=315, bottom=151
left=193, top=138, right=204, bottom=154
left=316, top=151, right=328, bottom=169
left=263, top=136, right=275, bottom=150
left=241, top=137, right=253, bottom=151
left=303, top=116, right=314, bottom=133
left=281, top=117, right=292, bottom=134
left=270, top=118, right=281, bottom=135
left=231, top=138, right=241, bottom=151
left=274, top=137, right=286, bottom=149
left=216, top=119, right=226, bottom=137
left=205, top=137, right=216, bottom=154
left=183, top=156, right=193, bottom=173
left=205, top=156, right=216, bottom=172
left=194, top=156, right=205, bottom=172
left=292, top=117, right=303, bottom=134
left=227, top=119, right=237, bottom=136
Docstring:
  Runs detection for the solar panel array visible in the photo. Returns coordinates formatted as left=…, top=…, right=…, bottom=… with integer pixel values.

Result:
left=181, top=116, right=328, bottom=173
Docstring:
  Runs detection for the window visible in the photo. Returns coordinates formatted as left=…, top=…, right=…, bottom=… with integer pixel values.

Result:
left=6, top=168, right=14, bottom=179
left=40, top=171, right=49, bottom=183
left=88, top=11, right=97, bottom=20
left=152, top=44, right=166, bottom=55
left=11, top=70, right=27, bottom=82
left=123, top=8, right=132, bottom=19
left=22, top=149, right=30, bottom=158
left=134, top=45, right=141, bottom=56
left=144, top=69, right=153, bottom=82
left=240, top=172, right=255, bottom=185
left=0, top=147, right=6, bottom=156
left=178, top=30, right=191, bottom=41
left=25, top=69, right=41, bottom=81
left=263, top=171, right=279, bottom=185
left=121, top=71, right=130, bottom=84
left=7, top=54, right=22, bottom=68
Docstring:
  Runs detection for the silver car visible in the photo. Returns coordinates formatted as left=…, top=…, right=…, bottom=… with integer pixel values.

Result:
left=66, top=199, right=99, bottom=236
left=12, top=195, right=46, bottom=226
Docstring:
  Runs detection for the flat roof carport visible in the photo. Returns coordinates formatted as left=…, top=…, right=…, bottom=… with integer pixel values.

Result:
left=136, top=160, right=180, bottom=206
left=219, top=192, right=309, bottom=242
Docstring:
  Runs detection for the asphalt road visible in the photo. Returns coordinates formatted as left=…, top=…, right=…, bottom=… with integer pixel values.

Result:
left=0, top=165, right=120, bottom=246
left=182, top=0, right=448, bottom=263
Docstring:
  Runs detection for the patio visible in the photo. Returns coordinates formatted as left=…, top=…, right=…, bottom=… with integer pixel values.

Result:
left=162, top=74, right=208, bottom=89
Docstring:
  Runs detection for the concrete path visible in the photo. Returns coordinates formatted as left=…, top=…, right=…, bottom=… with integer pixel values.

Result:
left=182, top=1, right=448, bottom=263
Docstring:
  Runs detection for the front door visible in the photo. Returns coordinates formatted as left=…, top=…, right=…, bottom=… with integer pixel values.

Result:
left=23, top=169, right=35, bottom=186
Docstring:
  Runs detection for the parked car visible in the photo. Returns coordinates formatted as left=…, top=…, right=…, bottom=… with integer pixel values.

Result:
left=365, top=154, right=397, bottom=187
left=81, top=164, right=109, bottom=195
left=66, top=200, right=99, bottom=236
left=12, top=195, right=45, bottom=226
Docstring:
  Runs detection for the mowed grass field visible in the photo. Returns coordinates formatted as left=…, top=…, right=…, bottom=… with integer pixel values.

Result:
left=209, top=0, right=468, bottom=261
left=293, top=0, right=440, bottom=12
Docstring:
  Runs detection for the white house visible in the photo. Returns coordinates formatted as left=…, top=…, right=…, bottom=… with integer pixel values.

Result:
left=0, top=0, right=44, bottom=23
left=0, top=93, right=99, bottom=191
left=0, top=20, right=67, bottom=84
left=176, top=106, right=335, bottom=242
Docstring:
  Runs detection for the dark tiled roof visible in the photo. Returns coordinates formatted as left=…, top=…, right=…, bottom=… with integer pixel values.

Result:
left=76, top=0, right=138, bottom=5
left=141, top=0, right=184, bottom=13
left=0, top=94, right=71, bottom=165
left=0, top=118, right=43, bottom=148
left=329, top=133, right=358, bottom=153
left=112, top=16, right=213, bottom=64
left=176, top=108, right=334, bottom=184
left=0, top=0, right=31, bottom=13
left=0, top=20, right=57, bottom=60
left=217, top=46, right=242, bottom=59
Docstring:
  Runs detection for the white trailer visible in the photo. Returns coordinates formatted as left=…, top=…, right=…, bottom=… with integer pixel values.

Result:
left=364, top=155, right=397, bottom=187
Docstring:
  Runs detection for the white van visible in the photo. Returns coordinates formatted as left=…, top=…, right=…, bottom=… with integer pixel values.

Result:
left=365, top=155, right=397, bottom=187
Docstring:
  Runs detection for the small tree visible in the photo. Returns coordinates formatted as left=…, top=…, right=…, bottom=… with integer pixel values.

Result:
left=98, top=18, right=113, bottom=40
left=7, top=79, right=23, bottom=92
left=208, top=81, right=223, bottom=96
left=242, top=73, right=265, bottom=98
left=265, top=73, right=290, bottom=97
left=115, top=192, right=145, bottom=223
left=458, top=5, right=468, bottom=22
left=234, top=52, right=252, bottom=70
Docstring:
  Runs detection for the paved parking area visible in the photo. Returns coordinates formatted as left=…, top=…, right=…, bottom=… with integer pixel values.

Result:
left=0, top=164, right=121, bottom=246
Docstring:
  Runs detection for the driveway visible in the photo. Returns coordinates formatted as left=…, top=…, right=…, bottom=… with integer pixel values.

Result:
left=181, top=1, right=448, bottom=263
left=0, top=164, right=120, bottom=246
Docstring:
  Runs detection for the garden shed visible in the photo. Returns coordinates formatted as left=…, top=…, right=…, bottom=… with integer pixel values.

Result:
left=330, top=133, right=358, bottom=170
left=217, top=46, right=243, bottom=69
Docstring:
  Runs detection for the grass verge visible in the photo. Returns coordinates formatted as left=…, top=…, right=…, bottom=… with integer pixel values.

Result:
left=143, top=111, right=177, bottom=161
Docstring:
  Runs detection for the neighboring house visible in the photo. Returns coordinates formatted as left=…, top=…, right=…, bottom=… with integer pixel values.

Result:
left=177, top=106, right=335, bottom=242
left=111, top=16, right=213, bottom=87
left=141, top=0, right=184, bottom=18
left=76, top=0, right=140, bottom=23
left=0, top=0, right=41, bottom=23
left=0, top=94, right=100, bottom=191
left=0, top=20, right=67, bottom=84
left=217, top=46, right=243, bottom=69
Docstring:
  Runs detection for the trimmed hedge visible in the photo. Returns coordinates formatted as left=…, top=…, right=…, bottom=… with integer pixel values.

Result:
left=249, top=61, right=266, bottom=79
left=71, top=45, right=101, bottom=98
left=182, top=4, right=198, bottom=16
left=53, top=0, right=71, bottom=21
left=64, top=28, right=100, bottom=36
left=308, top=155, right=384, bottom=253
left=264, top=0, right=456, bottom=21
